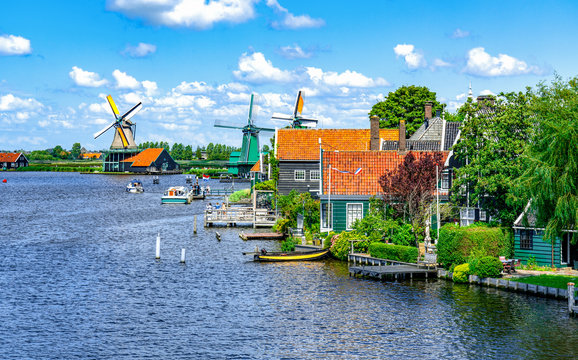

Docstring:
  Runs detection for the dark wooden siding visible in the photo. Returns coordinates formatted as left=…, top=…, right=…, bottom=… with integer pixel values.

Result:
left=514, top=229, right=562, bottom=267
left=278, top=160, right=321, bottom=195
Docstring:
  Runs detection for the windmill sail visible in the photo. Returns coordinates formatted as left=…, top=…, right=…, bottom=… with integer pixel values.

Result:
left=93, top=95, right=140, bottom=149
left=271, top=90, right=318, bottom=128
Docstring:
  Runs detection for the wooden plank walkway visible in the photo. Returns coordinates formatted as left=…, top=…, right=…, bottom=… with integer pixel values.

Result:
left=204, top=208, right=277, bottom=228
left=239, top=232, right=285, bottom=240
left=349, top=265, right=437, bottom=280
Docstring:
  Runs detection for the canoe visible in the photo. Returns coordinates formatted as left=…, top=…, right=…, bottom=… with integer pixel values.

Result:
left=253, top=248, right=329, bottom=262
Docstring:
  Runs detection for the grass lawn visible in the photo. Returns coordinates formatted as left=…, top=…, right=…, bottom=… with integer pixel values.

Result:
left=510, top=275, right=578, bottom=289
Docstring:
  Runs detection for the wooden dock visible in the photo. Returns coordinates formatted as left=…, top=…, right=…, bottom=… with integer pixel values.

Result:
left=239, top=232, right=285, bottom=240
left=204, top=207, right=277, bottom=228
left=348, top=254, right=437, bottom=280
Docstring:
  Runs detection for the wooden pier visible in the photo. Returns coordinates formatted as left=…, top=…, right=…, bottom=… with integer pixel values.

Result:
left=239, top=232, right=285, bottom=240
left=348, top=254, right=437, bottom=280
left=204, top=207, right=277, bottom=228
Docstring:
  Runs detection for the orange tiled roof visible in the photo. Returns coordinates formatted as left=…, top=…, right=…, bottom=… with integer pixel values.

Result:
left=276, top=128, right=399, bottom=161
left=81, top=152, right=101, bottom=159
left=122, top=148, right=164, bottom=167
left=250, top=161, right=260, bottom=172
left=0, top=152, right=22, bottom=162
left=322, top=150, right=449, bottom=195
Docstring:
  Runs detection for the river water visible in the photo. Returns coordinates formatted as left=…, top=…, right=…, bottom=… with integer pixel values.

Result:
left=1, top=172, right=577, bottom=359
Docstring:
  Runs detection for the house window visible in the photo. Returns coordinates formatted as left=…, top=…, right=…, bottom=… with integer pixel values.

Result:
left=294, top=170, right=306, bottom=181
left=321, top=203, right=332, bottom=230
left=441, top=172, right=451, bottom=190
left=520, top=229, right=533, bottom=250
left=460, top=207, right=476, bottom=227
left=346, top=203, right=363, bottom=230
left=310, top=170, right=320, bottom=180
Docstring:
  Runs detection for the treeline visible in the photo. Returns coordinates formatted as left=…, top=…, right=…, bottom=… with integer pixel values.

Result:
left=138, top=142, right=240, bottom=161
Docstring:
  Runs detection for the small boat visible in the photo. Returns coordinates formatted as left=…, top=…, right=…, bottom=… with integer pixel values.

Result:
left=161, top=186, right=194, bottom=204
left=252, top=248, right=330, bottom=262
left=126, top=179, right=144, bottom=193
left=191, top=184, right=206, bottom=200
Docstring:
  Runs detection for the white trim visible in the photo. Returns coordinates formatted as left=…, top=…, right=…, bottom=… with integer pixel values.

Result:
left=440, top=119, right=447, bottom=151
left=346, top=202, right=364, bottom=230
left=294, top=169, right=306, bottom=181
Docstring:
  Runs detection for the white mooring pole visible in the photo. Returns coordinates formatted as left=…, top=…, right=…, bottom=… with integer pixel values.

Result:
left=194, top=215, right=198, bottom=234
left=180, top=248, right=186, bottom=263
left=155, top=233, right=161, bottom=259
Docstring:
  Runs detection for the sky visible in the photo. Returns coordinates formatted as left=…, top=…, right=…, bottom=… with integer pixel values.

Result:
left=1, top=0, right=577, bottom=151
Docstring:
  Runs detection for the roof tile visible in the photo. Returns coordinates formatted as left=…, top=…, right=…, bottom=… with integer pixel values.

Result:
left=122, top=148, right=164, bottom=167
left=0, top=152, right=22, bottom=162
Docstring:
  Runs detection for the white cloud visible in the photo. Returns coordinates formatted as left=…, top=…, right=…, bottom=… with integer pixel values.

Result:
left=266, top=0, right=324, bottom=30
left=306, top=67, right=388, bottom=88
left=142, top=80, right=158, bottom=96
left=0, top=93, right=43, bottom=111
left=69, top=66, right=108, bottom=87
left=394, top=44, right=426, bottom=69
left=233, top=52, right=294, bottom=83
left=479, top=89, right=495, bottom=96
left=0, top=34, right=31, bottom=55
left=452, top=28, right=470, bottom=39
left=122, top=42, right=157, bottom=57
left=464, top=47, right=543, bottom=77
left=175, top=81, right=213, bottom=94
left=432, top=58, right=452, bottom=68
left=278, top=44, right=312, bottom=59
left=113, top=69, right=141, bottom=89
left=108, top=0, right=257, bottom=29
left=455, top=93, right=466, bottom=101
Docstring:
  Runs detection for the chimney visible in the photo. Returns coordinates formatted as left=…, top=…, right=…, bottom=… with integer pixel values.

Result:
left=370, top=115, right=380, bottom=151
left=424, top=101, right=433, bottom=120
left=399, top=119, right=406, bottom=152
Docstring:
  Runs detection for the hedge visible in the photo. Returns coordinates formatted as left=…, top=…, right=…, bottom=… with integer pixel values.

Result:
left=368, top=243, right=418, bottom=263
left=453, top=263, right=471, bottom=283
left=437, top=223, right=512, bottom=269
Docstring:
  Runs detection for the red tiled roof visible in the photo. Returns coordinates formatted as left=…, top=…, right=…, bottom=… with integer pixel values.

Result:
left=277, top=128, right=399, bottom=161
left=0, top=152, right=22, bottom=162
left=122, top=148, right=164, bottom=167
left=322, top=150, right=449, bottom=195
left=250, top=161, right=260, bottom=172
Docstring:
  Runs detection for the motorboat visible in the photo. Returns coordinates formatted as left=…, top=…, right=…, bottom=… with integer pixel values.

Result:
left=161, top=186, right=194, bottom=204
left=126, top=179, right=144, bottom=193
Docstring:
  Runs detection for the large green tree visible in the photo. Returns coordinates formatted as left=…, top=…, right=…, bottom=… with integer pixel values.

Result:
left=71, top=142, right=81, bottom=159
left=451, top=92, right=534, bottom=225
left=369, top=85, right=441, bottom=136
left=514, top=76, right=578, bottom=257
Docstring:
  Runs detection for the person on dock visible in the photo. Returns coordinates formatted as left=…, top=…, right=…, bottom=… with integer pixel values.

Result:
left=206, top=202, right=213, bottom=213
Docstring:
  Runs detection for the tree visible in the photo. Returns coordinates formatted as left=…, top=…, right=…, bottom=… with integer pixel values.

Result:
left=183, top=145, right=193, bottom=160
left=71, top=143, right=81, bottom=159
left=195, top=146, right=202, bottom=159
left=451, top=92, right=534, bottom=225
left=379, top=152, right=445, bottom=248
left=514, top=76, right=578, bottom=265
left=369, top=85, right=441, bottom=136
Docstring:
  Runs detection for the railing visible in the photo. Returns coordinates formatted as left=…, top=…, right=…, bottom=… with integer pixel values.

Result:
left=204, top=207, right=277, bottom=227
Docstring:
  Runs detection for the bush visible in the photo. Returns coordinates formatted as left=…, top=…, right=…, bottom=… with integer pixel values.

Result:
left=473, top=256, right=503, bottom=278
left=254, top=180, right=276, bottom=191
left=272, top=218, right=292, bottom=234
left=453, top=263, right=471, bottom=283
left=329, top=231, right=370, bottom=261
left=390, top=223, right=415, bottom=246
left=368, top=243, right=418, bottom=263
left=437, top=223, right=512, bottom=269
left=280, top=237, right=298, bottom=252
left=228, top=189, right=251, bottom=203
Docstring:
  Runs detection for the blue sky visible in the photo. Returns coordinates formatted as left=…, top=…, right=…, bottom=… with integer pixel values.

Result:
left=1, top=0, right=577, bottom=151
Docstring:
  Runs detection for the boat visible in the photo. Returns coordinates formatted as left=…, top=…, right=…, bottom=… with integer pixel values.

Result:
left=161, top=186, right=194, bottom=204
left=191, top=183, right=206, bottom=200
left=251, top=248, right=330, bottom=262
left=126, top=179, right=144, bottom=193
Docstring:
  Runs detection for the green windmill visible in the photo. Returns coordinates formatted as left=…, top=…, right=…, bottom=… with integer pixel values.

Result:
left=214, top=94, right=275, bottom=176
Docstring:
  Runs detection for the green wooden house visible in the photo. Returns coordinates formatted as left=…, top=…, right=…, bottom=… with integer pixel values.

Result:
left=513, top=207, right=577, bottom=268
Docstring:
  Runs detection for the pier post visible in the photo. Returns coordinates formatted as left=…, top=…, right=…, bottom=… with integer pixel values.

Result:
left=568, top=283, right=575, bottom=315
left=194, top=216, right=197, bottom=234
left=181, top=248, right=186, bottom=263
left=155, top=233, right=161, bottom=259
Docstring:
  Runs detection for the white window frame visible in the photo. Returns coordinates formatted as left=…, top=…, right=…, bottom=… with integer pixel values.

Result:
left=321, top=203, right=333, bottom=231
left=460, top=207, right=476, bottom=227
left=294, top=170, right=306, bottom=181
left=441, top=172, right=451, bottom=190
left=346, top=203, right=364, bottom=230
left=310, top=170, right=320, bottom=181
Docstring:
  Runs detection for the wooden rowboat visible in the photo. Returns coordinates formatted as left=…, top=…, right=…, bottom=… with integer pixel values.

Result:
left=252, top=248, right=329, bottom=262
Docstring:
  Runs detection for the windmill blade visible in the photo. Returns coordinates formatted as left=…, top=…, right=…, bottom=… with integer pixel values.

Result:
left=270, top=112, right=294, bottom=121
left=93, top=121, right=116, bottom=139
left=293, top=90, right=304, bottom=117
left=106, top=95, right=120, bottom=119
left=247, top=94, right=255, bottom=125
left=117, top=126, right=130, bottom=148
left=297, top=117, right=318, bottom=124
left=255, top=126, right=276, bottom=132
left=120, top=102, right=142, bottom=121
left=214, top=119, right=245, bottom=129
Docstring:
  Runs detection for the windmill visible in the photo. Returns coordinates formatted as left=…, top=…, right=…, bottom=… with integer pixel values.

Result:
left=271, top=90, right=318, bottom=128
left=214, top=94, right=275, bottom=175
left=94, top=95, right=142, bottom=149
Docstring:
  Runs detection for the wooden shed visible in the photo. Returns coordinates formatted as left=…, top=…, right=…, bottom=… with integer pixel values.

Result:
left=0, top=152, right=29, bottom=169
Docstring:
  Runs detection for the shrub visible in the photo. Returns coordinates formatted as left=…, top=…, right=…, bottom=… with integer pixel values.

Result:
left=329, top=231, right=369, bottom=261
left=473, top=256, right=503, bottom=278
left=254, top=179, right=276, bottom=191
left=368, top=243, right=418, bottom=263
left=437, top=223, right=512, bottom=269
left=272, top=218, right=292, bottom=234
left=390, top=223, right=415, bottom=247
left=228, top=189, right=251, bottom=203
left=453, top=263, right=471, bottom=283
left=280, top=237, right=298, bottom=252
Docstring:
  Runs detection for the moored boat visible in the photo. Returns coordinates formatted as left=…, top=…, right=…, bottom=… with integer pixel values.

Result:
left=161, top=186, right=194, bottom=204
left=126, top=179, right=144, bottom=193
left=252, top=248, right=329, bottom=262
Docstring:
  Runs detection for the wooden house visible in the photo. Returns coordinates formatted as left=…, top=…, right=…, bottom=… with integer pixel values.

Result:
left=249, top=156, right=268, bottom=188
left=120, top=148, right=180, bottom=173
left=319, top=149, right=448, bottom=232
left=275, top=117, right=398, bottom=196
left=513, top=206, right=577, bottom=268
left=0, top=152, right=29, bottom=169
